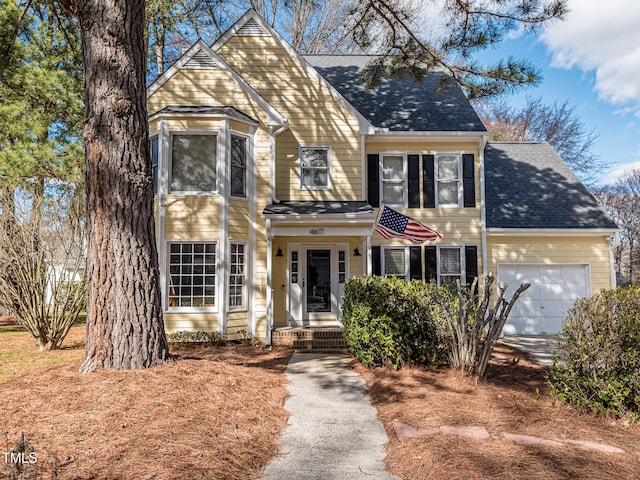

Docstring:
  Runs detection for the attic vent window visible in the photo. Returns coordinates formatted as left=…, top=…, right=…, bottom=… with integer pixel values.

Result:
left=235, top=18, right=269, bottom=36
left=184, top=49, right=220, bottom=69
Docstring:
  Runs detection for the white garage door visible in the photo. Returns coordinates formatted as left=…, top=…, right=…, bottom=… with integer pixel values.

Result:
left=498, top=264, right=589, bottom=335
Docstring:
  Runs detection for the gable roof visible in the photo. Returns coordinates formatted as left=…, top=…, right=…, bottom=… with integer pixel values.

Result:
left=305, top=55, right=487, bottom=133
left=146, top=40, right=286, bottom=127
left=484, top=142, right=618, bottom=230
left=212, top=10, right=375, bottom=134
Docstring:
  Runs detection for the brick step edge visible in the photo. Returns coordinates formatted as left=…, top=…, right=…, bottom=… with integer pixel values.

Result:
left=293, top=340, right=348, bottom=346
left=293, top=347, right=352, bottom=354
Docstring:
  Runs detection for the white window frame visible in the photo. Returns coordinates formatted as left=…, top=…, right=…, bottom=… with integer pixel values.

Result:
left=380, top=152, right=407, bottom=207
left=166, top=240, right=218, bottom=312
left=435, top=153, right=463, bottom=208
left=299, top=145, right=332, bottom=190
left=228, top=241, right=247, bottom=311
left=382, top=245, right=410, bottom=280
left=150, top=134, right=159, bottom=197
left=437, top=245, right=465, bottom=286
left=168, top=130, right=219, bottom=195
left=230, top=133, right=248, bottom=199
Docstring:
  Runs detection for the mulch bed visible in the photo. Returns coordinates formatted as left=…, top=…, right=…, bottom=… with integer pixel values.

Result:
left=1, top=344, right=292, bottom=480
left=353, top=344, right=640, bottom=480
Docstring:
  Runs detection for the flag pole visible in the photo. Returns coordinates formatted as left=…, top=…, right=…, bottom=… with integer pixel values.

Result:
left=371, top=202, right=385, bottom=237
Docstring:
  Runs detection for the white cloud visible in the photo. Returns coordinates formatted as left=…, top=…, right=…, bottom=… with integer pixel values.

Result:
left=600, top=159, right=640, bottom=185
left=540, top=1, right=640, bottom=111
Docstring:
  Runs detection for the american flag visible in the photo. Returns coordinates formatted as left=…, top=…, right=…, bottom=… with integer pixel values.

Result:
left=375, top=205, right=442, bottom=245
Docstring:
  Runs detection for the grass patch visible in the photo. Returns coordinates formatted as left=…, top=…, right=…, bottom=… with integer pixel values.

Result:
left=0, top=316, right=86, bottom=383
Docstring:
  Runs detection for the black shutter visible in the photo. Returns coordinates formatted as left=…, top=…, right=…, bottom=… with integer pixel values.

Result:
left=409, top=246, right=422, bottom=281
left=425, top=246, right=437, bottom=283
left=423, top=154, right=435, bottom=208
left=367, top=154, right=380, bottom=207
left=408, top=154, right=420, bottom=208
left=462, top=154, right=475, bottom=208
left=372, top=246, right=381, bottom=276
left=465, top=246, right=478, bottom=285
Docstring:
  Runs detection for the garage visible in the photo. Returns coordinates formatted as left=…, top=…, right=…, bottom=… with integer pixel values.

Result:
left=498, top=264, right=590, bottom=335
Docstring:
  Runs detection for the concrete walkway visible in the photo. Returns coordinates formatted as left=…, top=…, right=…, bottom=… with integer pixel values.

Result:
left=261, top=354, right=399, bottom=480
left=500, top=334, right=560, bottom=365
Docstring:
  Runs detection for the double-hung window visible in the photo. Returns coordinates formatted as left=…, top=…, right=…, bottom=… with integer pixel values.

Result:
left=381, top=154, right=406, bottom=206
left=168, top=242, right=216, bottom=309
left=383, top=246, right=408, bottom=280
left=436, top=154, right=462, bottom=207
left=170, top=134, right=217, bottom=193
left=438, top=246, right=464, bottom=286
left=229, top=242, right=246, bottom=310
left=300, top=146, right=330, bottom=189
left=231, top=135, right=247, bottom=198
left=150, top=135, right=159, bottom=196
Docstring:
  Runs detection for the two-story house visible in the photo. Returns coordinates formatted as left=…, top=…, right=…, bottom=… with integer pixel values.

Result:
left=147, top=9, right=618, bottom=343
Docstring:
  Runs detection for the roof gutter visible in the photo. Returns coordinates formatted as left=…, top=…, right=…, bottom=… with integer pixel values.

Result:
left=486, top=228, right=620, bottom=237
left=369, top=130, right=487, bottom=143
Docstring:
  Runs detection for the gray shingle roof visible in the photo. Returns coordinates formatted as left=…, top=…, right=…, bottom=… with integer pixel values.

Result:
left=304, top=55, right=486, bottom=132
left=151, top=105, right=258, bottom=124
left=485, top=142, right=618, bottom=230
left=263, top=201, right=374, bottom=216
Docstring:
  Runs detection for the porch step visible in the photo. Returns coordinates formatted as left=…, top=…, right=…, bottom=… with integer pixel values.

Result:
left=272, top=328, right=351, bottom=354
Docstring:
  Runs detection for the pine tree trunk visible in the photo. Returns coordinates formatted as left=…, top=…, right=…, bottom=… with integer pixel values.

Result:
left=74, top=0, right=169, bottom=372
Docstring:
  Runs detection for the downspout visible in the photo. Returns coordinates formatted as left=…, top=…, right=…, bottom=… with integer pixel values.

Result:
left=479, top=134, right=489, bottom=279
left=266, top=218, right=273, bottom=346
left=361, top=133, right=369, bottom=276
left=269, top=121, right=289, bottom=204
left=158, top=119, right=168, bottom=312
left=361, top=134, right=366, bottom=201
left=608, top=234, right=618, bottom=288
left=266, top=121, right=287, bottom=345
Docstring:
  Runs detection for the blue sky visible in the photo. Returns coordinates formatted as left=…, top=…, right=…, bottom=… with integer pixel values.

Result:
left=476, top=0, right=640, bottom=186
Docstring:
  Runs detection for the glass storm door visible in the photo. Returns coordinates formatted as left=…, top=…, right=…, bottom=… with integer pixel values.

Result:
left=305, top=249, right=332, bottom=313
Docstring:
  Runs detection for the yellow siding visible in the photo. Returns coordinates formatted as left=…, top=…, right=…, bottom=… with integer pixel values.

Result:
left=230, top=121, right=252, bottom=134
left=163, top=118, right=223, bottom=131
left=253, top=223, right=268, bottom=338
left=487, top=235, right=613, bottom=293
left=148, top=69, right=268, bottom=122
left=165, top=196, right=220, bottom=239
left=228, top=198, right=250, bottom=238
left=217, top=36, right=363, bottom=201
left=164, top=313, right=219, bottom=333
left=227, top=312, right=249, bottom=339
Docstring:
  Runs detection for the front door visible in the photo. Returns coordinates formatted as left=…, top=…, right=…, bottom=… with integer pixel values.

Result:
left=287, top=243, right=348, bottom=326
left=305, top=249, right=332, bottom=314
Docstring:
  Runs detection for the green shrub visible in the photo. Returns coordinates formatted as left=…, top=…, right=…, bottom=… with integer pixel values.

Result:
left=548, top=287, right=640, bottom=420
left=166, top=330, right=227, bottom=345
left=341, top=276, right=446, bottom=368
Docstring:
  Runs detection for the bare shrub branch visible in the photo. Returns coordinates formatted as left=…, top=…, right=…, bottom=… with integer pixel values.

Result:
left=434, top=274, right=530, bottom=379
left=0, top=189, right=86, bottom=350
